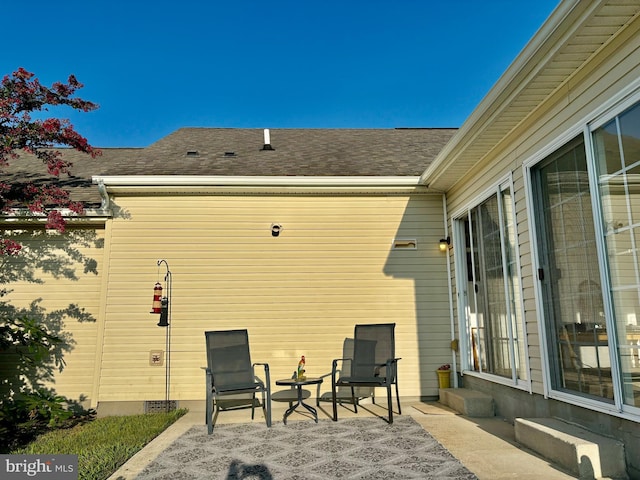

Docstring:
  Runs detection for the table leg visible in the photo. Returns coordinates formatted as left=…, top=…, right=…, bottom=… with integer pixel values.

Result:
left=282, top=386, right=318, bottom=424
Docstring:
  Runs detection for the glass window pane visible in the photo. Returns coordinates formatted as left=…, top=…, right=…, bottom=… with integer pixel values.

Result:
left=459, top=187, right=525, bottom=381
left=534, top=135, right=613, bottom=401
left=593, top=100, right=640, bottom=409
left=600, top=177, right=629, bottom=232
left=612, top=288, right=640, bottom=330
left=593, top=119, right=622, bottom=175
left=502, top=190, right=527, bottom=380
left=629, top=164, right=640, bottom=226
left=619, top=103, right=640, bottom=166
left=612, top=287, right=640, bottom=407
left=637, top=229, right=640, bottom=282
left=606, top=230, right=635, bottom=288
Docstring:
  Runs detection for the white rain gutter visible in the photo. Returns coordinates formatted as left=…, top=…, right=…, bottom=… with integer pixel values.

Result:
left=0, top=208, right=110, bottom=225
left=92, top=175, right=424, bottom=188
left=91, top=176, right=431, bottom=217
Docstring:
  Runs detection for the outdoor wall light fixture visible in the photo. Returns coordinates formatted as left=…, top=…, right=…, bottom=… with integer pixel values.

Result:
left=439, top=236, right=451, bottom=252
left=271, top=223, right=282, bottom=237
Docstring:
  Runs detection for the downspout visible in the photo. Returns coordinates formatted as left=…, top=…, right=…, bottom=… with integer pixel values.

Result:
left=442, top=193, right=458, bottom=387
left=96, top=179, right=111, bottom=213
left=89, top=178, right=112, bottom=409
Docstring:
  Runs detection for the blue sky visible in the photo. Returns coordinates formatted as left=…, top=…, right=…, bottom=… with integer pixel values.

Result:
left=2, top=1, right=559, bottom=147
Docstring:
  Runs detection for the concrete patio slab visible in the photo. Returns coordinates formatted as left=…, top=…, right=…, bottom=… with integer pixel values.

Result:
left=108, top=401, right=578, bottom=480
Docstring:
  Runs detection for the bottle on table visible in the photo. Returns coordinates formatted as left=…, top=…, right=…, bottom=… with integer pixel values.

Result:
left=297, top=355, right=306, bottom=380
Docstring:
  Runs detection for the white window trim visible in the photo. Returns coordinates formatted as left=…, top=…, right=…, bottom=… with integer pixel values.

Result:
left=451, top=173, right=531, bottom=391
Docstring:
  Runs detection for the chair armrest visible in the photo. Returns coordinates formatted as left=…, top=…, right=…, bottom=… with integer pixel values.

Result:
left=385, top=358, right=401, bottom=381
left=391, top=358, right=401, bottom=370
left=253, top=362, right=269, bottom=373
left=332, top=357, right=352, bottom=383
left=205, top=367, right=213, bottom=395
left=315, top=371, right=332, bottom=396
left=382, top=358, right=401, bottom=364
left=371, top=358, right=401, bottom=377
left=332, top=357, right=352, bottom=369
left=253, top=362, right=271, bottom=388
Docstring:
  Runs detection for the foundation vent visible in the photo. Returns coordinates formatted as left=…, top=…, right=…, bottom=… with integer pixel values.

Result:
left=144, top=400, right=177, bottom=413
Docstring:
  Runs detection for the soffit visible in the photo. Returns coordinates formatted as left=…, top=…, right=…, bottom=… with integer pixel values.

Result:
left=421, top=0, right=640, bottom=191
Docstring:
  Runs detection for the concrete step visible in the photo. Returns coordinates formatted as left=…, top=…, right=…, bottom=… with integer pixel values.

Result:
left=438, top=388, right=494, bottom=417
left=515, top=417, right=627, bottom=479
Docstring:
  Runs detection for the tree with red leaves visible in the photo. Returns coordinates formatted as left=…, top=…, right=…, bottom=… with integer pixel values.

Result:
left=1, top=69, right=100, bottom=445
left=0, top=68, right=101, bottom=255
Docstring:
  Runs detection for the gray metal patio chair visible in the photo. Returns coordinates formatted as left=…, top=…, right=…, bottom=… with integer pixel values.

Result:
left=204, top=329, right=272, bottom=434
left=331, top=323, right=401, bottom=423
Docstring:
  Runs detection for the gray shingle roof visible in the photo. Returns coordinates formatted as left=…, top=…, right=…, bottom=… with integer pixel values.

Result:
left=4, top=127, right=456, bottom=206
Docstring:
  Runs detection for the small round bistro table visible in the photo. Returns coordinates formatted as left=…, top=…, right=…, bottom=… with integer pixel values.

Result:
left=275, top=377, right=323, bottom=424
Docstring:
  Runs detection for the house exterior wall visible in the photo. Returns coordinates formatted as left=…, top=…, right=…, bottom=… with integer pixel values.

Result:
left=0, top=226, right=106, bottom=406
left=95, top=192, right=450, bottom=407
left=447, top=10, right=640, bottom=393
left=443, top=12, right=640, bottom=476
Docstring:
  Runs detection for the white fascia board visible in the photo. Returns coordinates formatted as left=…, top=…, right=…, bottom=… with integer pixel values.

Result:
left=1, top=209, right=110, bottom=224
left=92, top=175, right=423, bottom=188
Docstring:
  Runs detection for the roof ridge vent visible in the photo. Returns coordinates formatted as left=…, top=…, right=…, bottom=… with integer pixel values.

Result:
left=261, top=128, right=274, bottom=151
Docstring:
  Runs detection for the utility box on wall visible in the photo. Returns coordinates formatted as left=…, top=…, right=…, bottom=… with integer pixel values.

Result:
left=149, top=350, right=164, bottom=366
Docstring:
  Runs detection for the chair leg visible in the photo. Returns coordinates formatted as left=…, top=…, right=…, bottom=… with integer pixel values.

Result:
left=350, top=386, right=358, bottom=413
left=264, top=394, right=272, bottom=427
left=332, top=382, right=338, bottom=421
left=395, top=381, right=401, bottom=415
left=206, top=395, right=213, bottom=435
left=251, top=393, right=256, bottom=420
left=209, top=399, right=220, bottom=434
left=387, top=385, right=393, bottom=424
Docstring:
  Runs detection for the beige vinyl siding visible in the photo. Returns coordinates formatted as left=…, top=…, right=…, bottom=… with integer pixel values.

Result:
left=0, top=227, right=105, bottom=404
left=444, top=16, right=640, bottom=395
left=97, top=193, right=450, bottom=404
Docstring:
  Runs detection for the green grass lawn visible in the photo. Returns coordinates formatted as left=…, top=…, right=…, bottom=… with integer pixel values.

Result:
left=12, top=409, right=187, bottom=480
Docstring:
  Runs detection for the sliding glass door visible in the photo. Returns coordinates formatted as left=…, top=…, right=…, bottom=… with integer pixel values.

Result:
left=531, top=136, right=613, bottom=401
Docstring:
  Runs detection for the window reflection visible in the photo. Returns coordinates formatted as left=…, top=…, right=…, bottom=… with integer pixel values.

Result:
left=593, top=101, right=640, bottom=408
left=534, top=136, right=614, bottom=401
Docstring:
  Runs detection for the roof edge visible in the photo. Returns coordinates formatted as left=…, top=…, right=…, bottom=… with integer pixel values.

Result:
left=92, top=175, right=423, bottom=187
